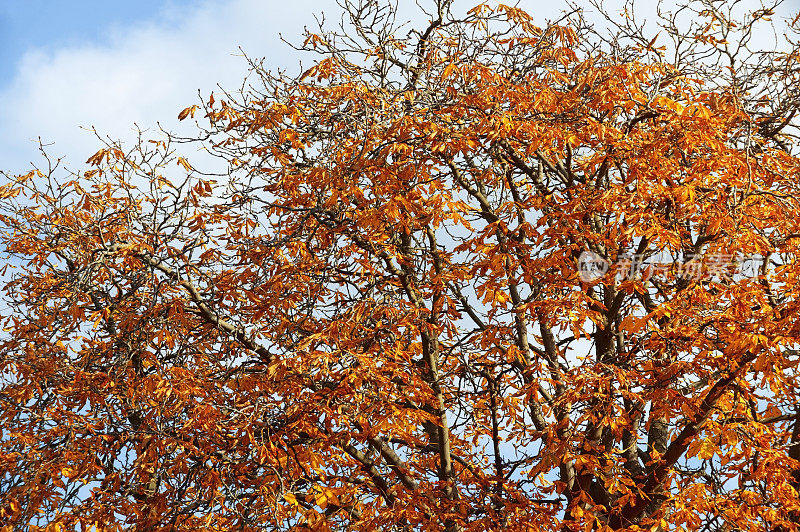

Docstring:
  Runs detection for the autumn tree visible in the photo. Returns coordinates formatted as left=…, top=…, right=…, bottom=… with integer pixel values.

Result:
left=3, top=0, right=800, bottom=530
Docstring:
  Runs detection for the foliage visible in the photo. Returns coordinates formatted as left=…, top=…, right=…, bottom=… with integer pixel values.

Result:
left=2, top=1, right=800, bottom=530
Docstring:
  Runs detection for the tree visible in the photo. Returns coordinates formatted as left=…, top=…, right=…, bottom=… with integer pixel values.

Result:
left=2, top=0, right=800, bottom=530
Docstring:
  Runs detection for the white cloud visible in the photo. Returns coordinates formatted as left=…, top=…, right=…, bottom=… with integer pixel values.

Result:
left=0, top=0, right=326, bottom=174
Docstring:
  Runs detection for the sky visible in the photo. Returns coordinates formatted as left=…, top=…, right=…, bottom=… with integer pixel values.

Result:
left=1, top=0, right=798, bottom=177
left=0, top=0, right=323, bottom=175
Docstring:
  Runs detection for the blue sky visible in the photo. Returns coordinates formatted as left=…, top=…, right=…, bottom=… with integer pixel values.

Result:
left=1, top=0, right=797, bottom=176
left=0, top=0, right=321, bottom=174
left=0, top=1, right=200, bottom=82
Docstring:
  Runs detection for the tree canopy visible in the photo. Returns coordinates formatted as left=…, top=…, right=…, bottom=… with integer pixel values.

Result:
left=2, top=0, right=800, bottom=530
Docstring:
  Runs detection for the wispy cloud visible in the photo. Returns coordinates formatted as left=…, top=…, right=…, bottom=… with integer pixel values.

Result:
left=0, top=0, right=321, bottom=173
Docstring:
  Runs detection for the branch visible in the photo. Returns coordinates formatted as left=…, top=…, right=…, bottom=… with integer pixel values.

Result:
left=105, top=243, right=276, bottom=364
left=612, top=351, right=757, bottom=527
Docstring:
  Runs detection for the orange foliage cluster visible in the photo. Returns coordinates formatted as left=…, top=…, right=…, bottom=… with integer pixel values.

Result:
left=2, top=1, right=800, bottom=531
